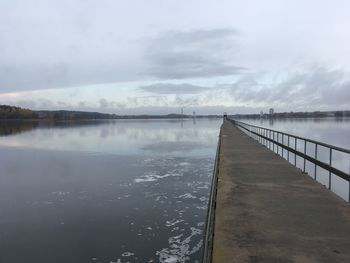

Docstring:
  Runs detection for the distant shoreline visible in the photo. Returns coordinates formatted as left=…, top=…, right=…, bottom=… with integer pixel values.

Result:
left=231, top=110, right=350, bottom=119
left=0, top=116, right=222, bottom=121
left=1, top=104, right=349, bottom=120
left=0, top=105, right=221, bottom=120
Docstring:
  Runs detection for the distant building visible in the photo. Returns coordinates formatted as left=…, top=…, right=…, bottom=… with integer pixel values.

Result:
left=260, top=111, right=264, bottom=118
left=269, top=108, right=274, bottom=115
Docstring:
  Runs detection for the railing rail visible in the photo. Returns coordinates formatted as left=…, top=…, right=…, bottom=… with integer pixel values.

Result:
left=228, top=118, right=350, bottom=201
left=232, top=120, right=350, bottom=154
left=201, top=129, right=221, bottom=263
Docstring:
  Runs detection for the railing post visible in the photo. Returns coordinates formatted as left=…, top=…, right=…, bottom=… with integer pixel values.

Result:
left=303, top=140, right=306, bottom=172
left=294, top=138, right=297, bottom=166
left=259, top=128, right=261, bottom=143
left=260, top=128, right=262, bottom=143
left=314, top=144, right=318, bottom=180
left=269, top=130, right=271, bottom=149
left=262, top=129, right=264, bottom=146
left=263, top=129, right=265, bottom=146
left=262, top=128, right=264, bottom=145
left=287, top=135, right=290, bottom=162
left=329, top=148, right=332, bottom=190
left=255, top=127, right=257, bottom=141
left=282, top=134, right=284, bottom=159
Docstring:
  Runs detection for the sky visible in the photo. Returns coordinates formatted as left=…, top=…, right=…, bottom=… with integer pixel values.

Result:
left=1, top=0, right=350, bottom=115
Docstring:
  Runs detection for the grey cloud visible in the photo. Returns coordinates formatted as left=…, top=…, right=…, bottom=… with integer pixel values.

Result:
left=229, top=67, right=350, bottom=110
left=152, top=28, right=239, bottom=44
left=78, top=101, right=87, bottom=108
left=57, top=101, right=68, bottom=106
left=143, top=28, right=246, bottom=79
left=99, top=98, right=127, bottom=110
left=8, top=98, right=70, bottom=110
left=268, top=67, right=350, bottom=107
left=140, top=83, right=209, bottom=94
left=0, top=17, right=244, bottom=93
left=0, top=1, right=147, bottom=93
left=230, top=77, right=264, bottom=102
left=173, top=95, right=200, bottom=107
left=99, top=98, right=109, bottom=109
left=0, top=61, right=138, bottom=93
left=12, top=99, right=38, bottom=110
left=91, top=94, right=202, bottom=112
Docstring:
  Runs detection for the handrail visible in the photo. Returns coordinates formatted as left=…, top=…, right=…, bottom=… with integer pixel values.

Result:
left=228, top=118, right=350, bottom=201
left=234, top=120, right=350, bottom=154
left=201, top=127, right=221, bottom=262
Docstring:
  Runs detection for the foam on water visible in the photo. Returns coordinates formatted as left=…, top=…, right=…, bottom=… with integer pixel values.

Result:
left=135, top=172, right=182, bottom=183
left=156, top=227, right=203, bottom=263
left=177, top=193, right=196, bottom=199
left=51, top=191, right=70, bottom=196
left=121, top=252, right=134, bottom=257
left=166, top=219, right=184, bottom=227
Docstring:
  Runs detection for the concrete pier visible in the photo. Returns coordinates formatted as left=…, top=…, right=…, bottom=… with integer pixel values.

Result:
left=212, top=120, right=350, bottom=262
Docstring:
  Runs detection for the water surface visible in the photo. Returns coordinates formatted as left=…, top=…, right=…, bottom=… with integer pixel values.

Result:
left=0, top=118, right=222, bottom=263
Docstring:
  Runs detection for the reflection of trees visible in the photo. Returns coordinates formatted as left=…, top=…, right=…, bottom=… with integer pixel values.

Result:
left=0, top=121, right=39, bottom=136
left=0, top=120, right=114, bottom=137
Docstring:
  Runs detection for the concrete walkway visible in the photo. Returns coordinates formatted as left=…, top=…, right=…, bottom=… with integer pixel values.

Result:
left=212, top=120, right=350, bottom=263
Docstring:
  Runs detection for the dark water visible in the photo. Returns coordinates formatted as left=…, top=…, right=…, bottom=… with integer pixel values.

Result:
left=0, top=119, right=222, bottom=263
left=238, top=117, right=350, bottom=201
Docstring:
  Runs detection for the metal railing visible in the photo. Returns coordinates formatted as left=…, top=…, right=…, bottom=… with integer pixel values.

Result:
left=228, top=119, right=350, bottom=201
left=201, top=130, right=221, bottom=263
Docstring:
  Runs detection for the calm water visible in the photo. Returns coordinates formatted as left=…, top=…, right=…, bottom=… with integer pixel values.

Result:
left=238, top=117, right=350, bottom=201
left=0, top=118, right=222, bottom=263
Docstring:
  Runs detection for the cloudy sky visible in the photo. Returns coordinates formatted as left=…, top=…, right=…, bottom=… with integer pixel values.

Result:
left=1, top=0, right=350, bottom=114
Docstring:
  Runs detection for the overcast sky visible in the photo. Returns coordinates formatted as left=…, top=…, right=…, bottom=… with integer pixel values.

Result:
left=1, top=0, right=350, bottom=114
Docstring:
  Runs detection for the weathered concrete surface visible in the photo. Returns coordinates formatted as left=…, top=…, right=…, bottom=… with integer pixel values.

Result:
left=212, top=120, right=350, bottom=263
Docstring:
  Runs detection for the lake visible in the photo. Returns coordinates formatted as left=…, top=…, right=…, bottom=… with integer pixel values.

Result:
left=0, top=118, right=222, bottom=263
left=1, top=117, right=349, bottom=263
